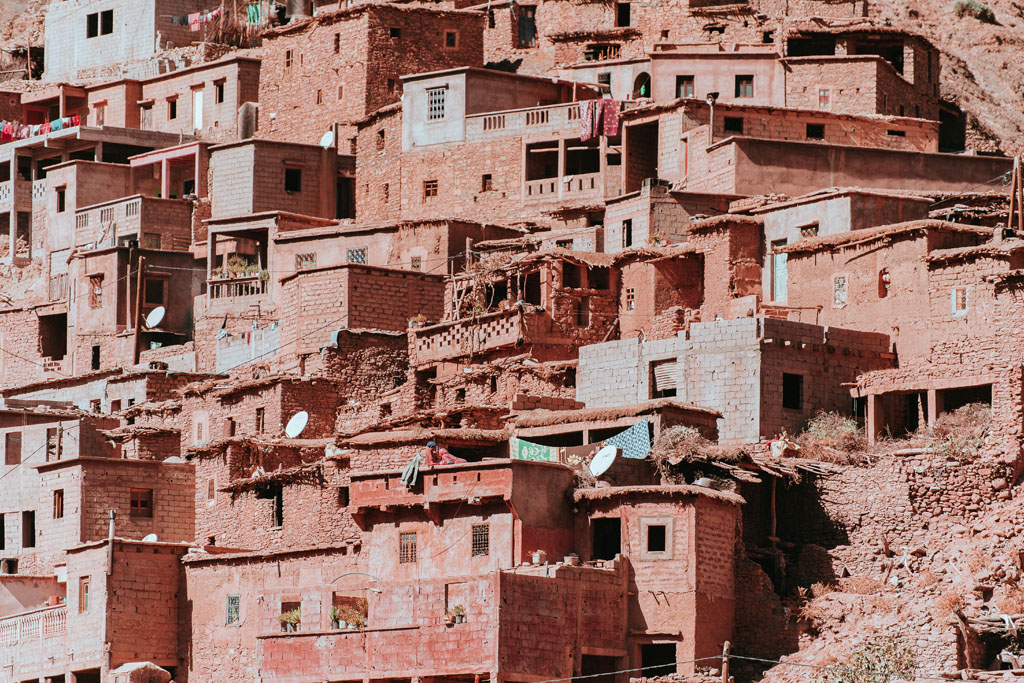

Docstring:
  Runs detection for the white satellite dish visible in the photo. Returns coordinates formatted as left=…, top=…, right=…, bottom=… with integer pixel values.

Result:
left=142, top=533, right=158, bottom=542
left=319, top=130, right=335, bottom=148
left=144, top=306, right=165, bottom=329
left=285, top=411, right=309, bottom=439
left=694, top=477, right=715, bottom=488
left=217, top=329, right=229, bottom=340
left=589, top=445, right=619, bottom=477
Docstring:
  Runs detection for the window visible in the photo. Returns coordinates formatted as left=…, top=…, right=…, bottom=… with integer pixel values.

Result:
left=285, top=49, right=294, bottom=68
left=646, top=524, right=666, bottom=552
left=256, top=484, right=284, bottom=527
left=818, top=88, right=831, bottom=109
left=337, top=486, right=349, bottom=507
left=887, top=129, right=907, bottom=137
left=389, top=26, right=401, bottom=38
left=675, top=75, right=694, bottom=98
left=723, top=116, right=744, bottom=134
left=87, top=275, right=103, bottom=308
left=616, top=2, right=631, bottom=26
left=144, top=278, right=165, bottom=306
left=100, top=9, right=113, bottom=35
left=192, top=88, right=203, bottom=130
left=387, top=78, right=396, bottom=94
left=650, top=360, right=677, bottom=399
left=168, top=98, right=177, bottom=120
left=57, top=188, right=66, bottom=213
left=597, top=72, right=611, bottom=87
left=623, top=219, right=633, bottom=248
left=90, top=399, right=101, bottom=414
left=91, top=345, right=101, bottom=371
left=625, top=288, right=635, bottom=311
left=411, top=256, right=423, bottom=271
left=94, top=103, right=106, bottom=126
left=782, top=373, right=803, bottom=410
left=799, top=223, right=819, bottom=238
left=255, top=407, right=265, bottom=433
left=517, top=6, right=537, bottom=47
left=315, top=89, right=323, bottom=105
left=4, top=432, right=20, bottom=465
left=445, top=31, right=458, bottom=48
left=423, top=179, right=438, bottom=200
left=735, top=75, right=754, bottom=98
left=142, top=232, right=161, bottom=249
left=806, top=123, right=825, bottom=140
left=296, top=253, right=317, bottom=270
left=953, top=287, right=969, bottom=316
left=481, top=173, right=493, bottom=192
left=21, top=511, right=34, bottom=548
left=140, top=105, right=152, bottom=130
left=207, top=478, right=216, bottom=500
left=226, top=595, right=241, bottom=625
left=53, top=490, right=64, bottom=519
left=130, top=488, right=153, bottom=518
left=833, top=276, right=847, bottom=306
left=400, top=532, right=417, bottom=563
left=334, top=33, right=341, bottom=53
left=383, top=183, right=389, bottom=202
left=284, top=167, right=302, bottom=192
left=376, top=129, right=385, bottom=151
left=427, top=87, right=446, bottom=121
left=45, top=427, right=59, bottom=462
left=79, top=577, right=90, bottom=613
left=488, top=9, right=495, bottom=27
left=471, top=523, right=489, bottom=557
left=215, top=81, right=225, bottom=104
left=346, top=248, right=367, bottom=264
left=87, top=13, right=98, bottom=38
left=878, top=268, right=890, bottom=298
left=337, top=85, right=344, bottom=101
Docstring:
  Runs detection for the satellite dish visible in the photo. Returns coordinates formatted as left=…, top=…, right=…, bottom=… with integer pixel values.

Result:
left=142, top=533, right=158, bottom=542
left=694, top=477, right=715, bottom=488
left=217, top=329, right=229, bottom=340
left=144, top=306, right=165, bottom=329
left=319, top=130, right=335, bottom=148
left=589, top=445, right=619, bottom=477
left=285, top=411, right=309, bottom=439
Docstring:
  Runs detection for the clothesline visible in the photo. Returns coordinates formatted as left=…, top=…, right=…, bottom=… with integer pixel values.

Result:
left=0, top=115, right=81, bottom=143
left=579, top=99, right=621, bottom=142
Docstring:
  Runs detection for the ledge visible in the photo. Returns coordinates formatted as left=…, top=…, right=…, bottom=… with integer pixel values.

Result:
left=257, top=624, right=419, bottom=639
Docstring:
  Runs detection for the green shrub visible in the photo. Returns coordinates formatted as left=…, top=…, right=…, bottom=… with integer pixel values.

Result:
left=954, top=0, right=996, bottom=23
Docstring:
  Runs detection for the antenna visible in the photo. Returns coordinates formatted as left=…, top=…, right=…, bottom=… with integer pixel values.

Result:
left=144, top=306, right=166, bottom=329
left=285, top=411, right=309, bottom=439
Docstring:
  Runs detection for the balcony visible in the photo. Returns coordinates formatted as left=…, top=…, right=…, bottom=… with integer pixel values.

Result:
left=209, top=274, right=268, bottom=300
left=466, top=102, right=583, bottom=140
left=410, top=308, right=532, bottom=364
left=351, top=459, right=524, bottom=511
left=0, top=606, right=67, bottom=679
left=525, top=171, right=603, bottom=204
left=75, top=195, right=192, bottom=251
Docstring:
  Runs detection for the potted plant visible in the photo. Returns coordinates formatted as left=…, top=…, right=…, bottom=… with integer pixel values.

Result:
left=329, top=605, right=346, bottom=630
left=279, top=608, right=301, bottom=632
left=344, top=606, right=365, bottom=630
left=452, top=604, right=466, bottom=624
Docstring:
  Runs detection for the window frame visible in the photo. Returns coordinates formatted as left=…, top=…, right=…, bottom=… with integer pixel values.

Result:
left=471, top=523, right=490, bottom=557
left=129, top=488, right=154, bottom=518
left=640, top=517, right=673, bottom=560
left=53, top=489, right=64, bottom=519
left=226, top=594, right=241, bottom=625
left=426, top=87, right=447, bottom=121
left=399, top=531, right=418, bottom=564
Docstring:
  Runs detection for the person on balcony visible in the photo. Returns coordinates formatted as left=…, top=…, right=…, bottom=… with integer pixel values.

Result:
left=425, top=440, right=466, bottom=466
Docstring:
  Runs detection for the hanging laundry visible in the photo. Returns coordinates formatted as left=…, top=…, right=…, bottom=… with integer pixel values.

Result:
left=50, top=118, right=63, bottom=132
left=246, top=2, right=262, bottom=24
left=509, top=437, right=558, bottom=462
left=0, top=123, right=12, bottom=142
left=579, top=100, right=594, bottom=142
left=30, top=124, right=40, bottom=136
left=604, top=418, right=651, bottom=459
left=188, top=12, right=202, bottom=31
left=205, top=7, right=223, bottom=21
left=600, top=99, right=621, bottom=137
left=40, top=121, right=50, bottom=135
left=15, top=124, right=29, bottom=139
left=70, top=114, right=81, bottom=127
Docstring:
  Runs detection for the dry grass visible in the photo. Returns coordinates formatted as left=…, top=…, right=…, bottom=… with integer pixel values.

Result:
left=797, top=412, right=868, bottom=464
left=811, top=581, right=836, bottom=598
left=916, top=569, right=941, bottom=589
left=995, top=587, right=1024, bottom=615
left=931, top=590, right=963, bottom=622
left=840, top=577, right=884, bottom=595
left=926, top=403, right=991, bottom=462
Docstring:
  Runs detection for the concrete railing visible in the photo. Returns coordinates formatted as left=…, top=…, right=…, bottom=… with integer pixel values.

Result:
left=411, top=309, right=524, bottom=363
left=209, top=274, right=268, bottom=300
left=0, top=604, right=66, bottom=648
left=75, top=195, right=192, bottom=251
left=466, top=102, right=583, bottom=140
left=0, top=605, right=68, bottom=680
left=525, top=171, right=602, bottom=202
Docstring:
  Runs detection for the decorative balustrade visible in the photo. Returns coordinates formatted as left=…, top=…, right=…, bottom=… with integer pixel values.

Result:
left=209, top=275, right=268, bottom=300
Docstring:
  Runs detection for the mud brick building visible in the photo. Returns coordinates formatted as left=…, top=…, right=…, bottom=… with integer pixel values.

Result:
left=258, top=5, right=486, bottom=146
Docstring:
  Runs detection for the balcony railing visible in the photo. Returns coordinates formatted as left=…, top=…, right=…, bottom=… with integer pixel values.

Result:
left=525, top=172, right=603, bottom=203
left=411, top=308, right=525, bottom=363
left=209, top=274, right=267, bottom=300
left=75, top=195, right=192, bottom=251
left=466, top=102, right=586, bottom=140
left=0, top=605, right=66, bottom=650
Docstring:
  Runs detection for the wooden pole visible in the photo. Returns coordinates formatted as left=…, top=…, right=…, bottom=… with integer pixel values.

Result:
left=1008, top=156, right=1018, bottom=234
left=1017, top=156, right=1023, bottom=235
left=132, top=254, right=145, bottom=365
left=721, top=640, right=730, bottom=683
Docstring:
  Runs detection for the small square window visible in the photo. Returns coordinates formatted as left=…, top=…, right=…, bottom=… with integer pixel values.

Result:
left=427, top=87, right=446, bottom=121
left=346, top=248, right=367, bottom=264
left=676, top=75, right=694, bottom=98
left=389, top=27, right=401, bottom=39
left=337, top=486, right=350, bottom=506
left=130, top=488, right=153, bottom=518
left=284, top=167, right=302, bottom=192
left=445, top=31, right=458, bottom=48
left=782, top=373, right=803, bottom=410
left=296, top=252, right=317, bottom=270
left=818, top=88, right=831, bottom=109
left=800, top=223, right=819, bottom=238
left=481, top=173, right=493, bottom=192
left=411, top=257, right=422, bottom=271
left=953, top=287, right=969, bottom=316
left=724, top=116, right=744, bottom=134
left=471, top=523, right=489, bottom=556
left=806, top=123, right=825, bottom=140
left=144, top=278, right=165, bottom=306
left=143, top=232, right=161, bottom=249
left=597, top=72, right=611, bottom=87
left=735, top=75, right=754, bottom=98
left=887, top=129, right=907, bottom=138
left=100, top=9, right=113, bottom=35
left=625, top=288, right=635, bottom=311
left=400, top=532, right=417, bottom=563
left=423, top=179, right=438, bottom=200
left=646, top=524, right=666, bottom=552
left=226, top=595, right=240, bottom=625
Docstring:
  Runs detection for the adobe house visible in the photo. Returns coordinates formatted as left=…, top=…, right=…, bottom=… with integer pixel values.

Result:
left=578, top=316, right=892, bottom=442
